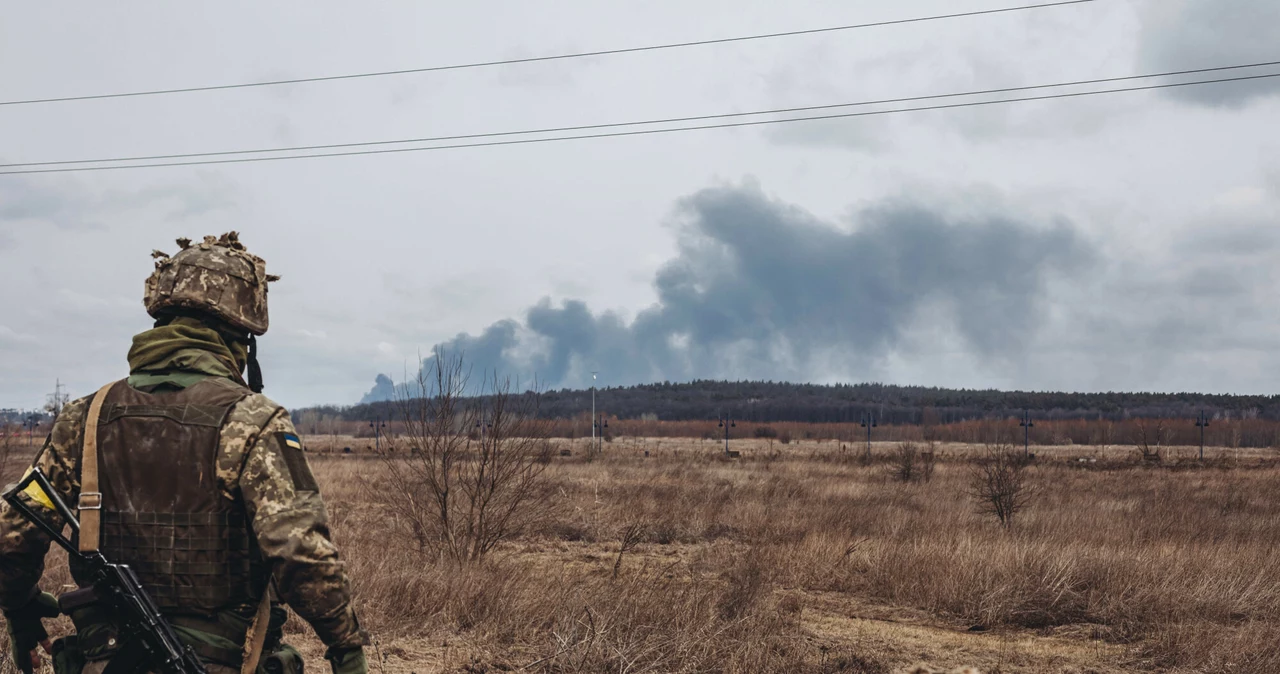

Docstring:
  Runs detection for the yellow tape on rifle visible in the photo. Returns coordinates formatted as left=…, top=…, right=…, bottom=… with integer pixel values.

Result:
left=18, top=467, right=55, bottom=511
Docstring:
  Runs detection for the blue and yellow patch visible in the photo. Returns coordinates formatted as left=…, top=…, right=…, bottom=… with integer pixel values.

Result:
left=276, top=432, right=318, bottom=491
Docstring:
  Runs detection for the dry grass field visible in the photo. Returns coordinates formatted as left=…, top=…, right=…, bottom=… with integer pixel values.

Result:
left=4, top=423, right=1278, bottom=674
left=275, top=437, right=1280, bottom=673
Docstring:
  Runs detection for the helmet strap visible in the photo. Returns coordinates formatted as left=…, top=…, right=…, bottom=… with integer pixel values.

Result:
left=247, top=334, right=264, bottom=393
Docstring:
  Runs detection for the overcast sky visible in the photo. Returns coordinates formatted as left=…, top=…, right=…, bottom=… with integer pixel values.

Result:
left=1, top=0, right=1278, bottom=409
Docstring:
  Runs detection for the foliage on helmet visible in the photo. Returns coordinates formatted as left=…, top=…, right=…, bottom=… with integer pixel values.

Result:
left=144, top=232, right=279, bottom=335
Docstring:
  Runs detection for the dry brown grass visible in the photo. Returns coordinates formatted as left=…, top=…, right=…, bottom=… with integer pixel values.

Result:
left=8, top=437, right=1279, bottom=673
left=283, top=439, right=1280, bottom=673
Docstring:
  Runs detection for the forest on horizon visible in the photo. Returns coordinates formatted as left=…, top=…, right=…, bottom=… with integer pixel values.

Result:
left=301, top=379, right=1280, bottom=425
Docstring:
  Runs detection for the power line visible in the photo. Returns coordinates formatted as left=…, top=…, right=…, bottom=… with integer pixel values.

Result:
left=2, top=70, right=1275, bottom=176
left=0, top=0, right=1095, bottom=107
left=4, top=60, right=1275, bottom=170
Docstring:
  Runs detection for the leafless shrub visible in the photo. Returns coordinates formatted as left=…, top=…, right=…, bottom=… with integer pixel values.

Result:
left=0, top=423, right=20, bottom=485
left=889, top=441, right=920, bottom=483
left=1134, top=418, right=1167, bottom=462
left=717, top=552, right=771, bottom=621
left=919, top=441, right=937, bottom=483
left=612, top=521, right=647, bottom=579
left=969, top=443, right=1035, bottom=528
left=374, top=350, right=552, bottom=562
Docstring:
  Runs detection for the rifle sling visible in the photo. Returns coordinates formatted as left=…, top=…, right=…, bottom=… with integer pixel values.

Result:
left=79, top=382, right=117, bottom=553
left=241, top=591, right=272, bottom=674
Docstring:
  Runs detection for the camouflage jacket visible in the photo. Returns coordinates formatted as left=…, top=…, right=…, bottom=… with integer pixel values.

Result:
left=0, top=384, right=365, bottom=650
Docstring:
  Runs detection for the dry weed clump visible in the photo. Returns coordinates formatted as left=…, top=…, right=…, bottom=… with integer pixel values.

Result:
left=968, top=443, right=1036, bottom=528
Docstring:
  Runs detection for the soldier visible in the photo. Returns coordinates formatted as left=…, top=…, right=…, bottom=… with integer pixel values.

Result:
left=0, top=233, right=368, bottom=674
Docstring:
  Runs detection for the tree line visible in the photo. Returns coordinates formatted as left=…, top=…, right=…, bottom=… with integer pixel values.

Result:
left=300, top=379, right=1280, bottom=425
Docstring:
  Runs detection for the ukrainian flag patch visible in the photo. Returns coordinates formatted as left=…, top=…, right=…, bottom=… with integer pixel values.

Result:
left=276, top=432, right=318, bottom=492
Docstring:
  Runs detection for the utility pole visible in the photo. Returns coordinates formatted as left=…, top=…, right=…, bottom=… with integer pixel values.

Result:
left=718, top=415, right=735, bottom=456
left=23, top=415, right=40, bottom=447
left=369, top=417, right=386, bottom=453
left=591, top=371, right=598, bottom=455
left=860, top=412, right=877, bottom=460
left=1020, top=409, right=1034, bottom=458
left=45, top=379, right=68, bottom=418
left=1196, top=410, right=1210, bottom=461
left=594, top=413, right=608, bottom=455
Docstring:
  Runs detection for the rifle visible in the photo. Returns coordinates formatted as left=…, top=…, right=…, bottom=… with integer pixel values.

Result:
left=3, top=467, right=209, bottom=674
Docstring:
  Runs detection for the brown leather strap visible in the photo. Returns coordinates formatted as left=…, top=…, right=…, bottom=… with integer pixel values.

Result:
left=79, top=382, right=117, bottom=553
left=241, top=591, right=272, bottom=674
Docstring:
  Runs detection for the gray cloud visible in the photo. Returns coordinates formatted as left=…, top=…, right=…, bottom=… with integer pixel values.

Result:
left=366, top=181, right=1095, bottom=398
left=4, top=2, right=1279, bottom=409
left=0, top=175, right=237, bottom=250
left=1138, top=0, right=1280, bottom=107
left=0, top=179, right=105, bottom=243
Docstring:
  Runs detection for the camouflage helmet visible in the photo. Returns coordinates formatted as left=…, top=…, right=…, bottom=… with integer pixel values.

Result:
left=144, top=232, right=279, bottom=335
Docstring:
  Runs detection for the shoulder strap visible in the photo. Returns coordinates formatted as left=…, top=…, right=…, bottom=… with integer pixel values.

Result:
left=78, top=381, right=118, bottom=553
left=241, top=590, right=273, bottom=674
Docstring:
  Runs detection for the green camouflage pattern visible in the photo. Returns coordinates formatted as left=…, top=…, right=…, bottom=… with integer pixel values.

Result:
left=144, top=232, right=278, bottom=336
left=0, top=396, right=88, bottom=612
left=0, top=387, right=365, bottom=650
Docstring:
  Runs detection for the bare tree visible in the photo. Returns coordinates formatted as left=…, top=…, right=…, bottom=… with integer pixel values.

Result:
left=374, top=350, right=553, bottom=562
left=1134, top=418, right=1165, bottom=463
left=969, top=443, right=1035, bottom=528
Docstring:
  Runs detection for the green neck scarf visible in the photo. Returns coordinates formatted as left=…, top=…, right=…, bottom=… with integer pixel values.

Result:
left=127, top=316, right=248, bottom=385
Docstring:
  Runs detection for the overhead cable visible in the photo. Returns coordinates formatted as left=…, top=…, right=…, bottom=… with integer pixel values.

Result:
left=1, top=70, right=1275, bottom=176
left=3, top=59, right=1275, bottom=170
left=0, top=0, right=1095, bottom=107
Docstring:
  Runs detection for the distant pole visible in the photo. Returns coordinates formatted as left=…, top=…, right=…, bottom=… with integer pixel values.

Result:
left=594, top=413, right=608, bottom=454
left=23, top=415, right=39, bottom=447
left=1020, top=409, right=1034, bottom=457
left=860, top=412, right=877, bottom=458
left=53, top=379, right=65, bottom=417
left=369, top=417, right=386, bottom=452
left=719, top=415, right=735, bottom=456
left=1196, top=410, right=1210, bottom=461
left=591, top=372, right=598, bottom=455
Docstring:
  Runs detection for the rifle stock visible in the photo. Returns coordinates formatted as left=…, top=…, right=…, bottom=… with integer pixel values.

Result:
left=3, top=468, right=209, bottom=674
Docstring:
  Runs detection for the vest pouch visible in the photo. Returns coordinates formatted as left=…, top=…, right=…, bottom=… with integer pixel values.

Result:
left=50, top=636, right=86, bottom=674
left=259, top=643, right=304, bottom=674
left=58, top=588, right=121, bottom=661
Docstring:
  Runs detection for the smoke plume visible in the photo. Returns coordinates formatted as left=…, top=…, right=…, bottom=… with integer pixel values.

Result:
left=363, top=182, right=1093, bottom=401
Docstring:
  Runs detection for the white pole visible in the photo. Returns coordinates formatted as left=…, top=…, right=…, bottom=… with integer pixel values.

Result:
left=591, top=372, right=597, bottom=454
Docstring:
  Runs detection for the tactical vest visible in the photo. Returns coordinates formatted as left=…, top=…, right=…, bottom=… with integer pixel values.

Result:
left=69, top=378, right=266, bottom=614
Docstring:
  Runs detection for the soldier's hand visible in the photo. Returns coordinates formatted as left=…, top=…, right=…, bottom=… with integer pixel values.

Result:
left=19, top=640, right=53, bottom=673
left=4, top=591, right=59, bottom=673
left=325, top=646, right=368, bottom=674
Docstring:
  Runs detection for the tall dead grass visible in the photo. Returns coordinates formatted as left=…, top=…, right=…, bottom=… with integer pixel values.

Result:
left=6, top=435, right=1276, bottom=672
left=311, top=447, right=1280, bottom=672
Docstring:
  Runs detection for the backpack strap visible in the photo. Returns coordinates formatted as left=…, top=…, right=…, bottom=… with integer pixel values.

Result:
left=79, top=381, right=118, bottom=553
